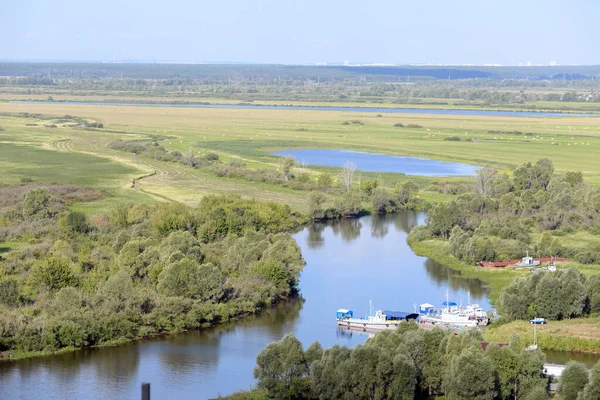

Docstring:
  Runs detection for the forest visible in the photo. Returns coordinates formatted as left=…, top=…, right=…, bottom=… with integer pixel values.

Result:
left=0, top=185, right=304, bottom=359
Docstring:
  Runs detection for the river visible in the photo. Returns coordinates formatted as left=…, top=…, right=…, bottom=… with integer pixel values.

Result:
left=8, top=100, right=598, bottom=117
left=0, top=213, right=595, bottom=399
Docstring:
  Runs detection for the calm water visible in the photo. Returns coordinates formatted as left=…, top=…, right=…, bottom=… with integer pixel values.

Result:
left=0, top=213, right=594, bottom=399
left=9, top=100, right=598, bottom=117
left=272, top=149, right=480, bottom=176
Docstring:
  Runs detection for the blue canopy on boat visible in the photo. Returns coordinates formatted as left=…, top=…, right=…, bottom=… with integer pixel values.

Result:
left=442, top=301, right=457, bottom=306
left=336, top=309, right=353, bottom=319
left=382, top=311, right=419, bottom=321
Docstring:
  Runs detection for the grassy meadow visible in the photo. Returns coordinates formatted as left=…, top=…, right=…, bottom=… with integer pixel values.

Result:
left=3, top=99, right=600, bottom=349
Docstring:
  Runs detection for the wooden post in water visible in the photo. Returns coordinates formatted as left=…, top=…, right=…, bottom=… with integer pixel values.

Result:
left=141, top=382, right=150, bottom=400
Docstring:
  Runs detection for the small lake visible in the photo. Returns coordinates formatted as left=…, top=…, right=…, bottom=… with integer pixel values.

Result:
left=9, top=100, right=598, bottom=117
left=0, top=213, right=595, bottom=399
left=272, top=149, right=480, bottom=176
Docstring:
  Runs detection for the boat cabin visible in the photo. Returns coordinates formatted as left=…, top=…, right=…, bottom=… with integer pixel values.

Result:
left=336, top=309, right=353, bottom=320
left=382, top=311, right=419, bottom=322
left=419, top=303, right=435, bottom=314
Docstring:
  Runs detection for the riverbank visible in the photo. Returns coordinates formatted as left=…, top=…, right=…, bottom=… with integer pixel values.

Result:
left=485, top=319, right=600, bottom=354
left=407, top=237, right=525, bottom=305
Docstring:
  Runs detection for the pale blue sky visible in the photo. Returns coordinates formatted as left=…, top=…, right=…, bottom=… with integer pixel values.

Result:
left=1, top=0, right=597, bottom=65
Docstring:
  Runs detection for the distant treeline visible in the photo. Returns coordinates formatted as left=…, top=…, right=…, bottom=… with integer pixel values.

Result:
left=2, top=62, right=600, bottom=82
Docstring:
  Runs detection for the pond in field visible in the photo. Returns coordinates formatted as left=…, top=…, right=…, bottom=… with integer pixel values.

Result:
left=272, top=149, right=480, bottom=176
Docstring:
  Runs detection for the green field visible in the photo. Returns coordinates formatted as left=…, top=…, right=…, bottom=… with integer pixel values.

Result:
left=2, top=101, right=600, bottom=209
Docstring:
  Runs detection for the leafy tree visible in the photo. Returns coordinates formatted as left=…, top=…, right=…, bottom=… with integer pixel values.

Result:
left=22, top=188, right=55, bottom=220
left=0, top=278, right=19, bottom=307
left=535, top=274, right=563, bottom=319
left=35, top=257, right=76, bottom=292
left=308, top=192, right=327, bottom=220
left=280, top=156, right=296, bottom=181
left=157, top=259, right=223, bottom=301
left=316, top=172, right=333, bottom=191
left=58, top=211, right=89, bottom=234
left=395, top=181, right=418, bottom=206
left=360, top=179, right=378, bottom=195
left=334, top=190, right=362, bottom=217
left=371, top=188, right=393, bottom=213
left=580, top=360, right=600, bottom=400
left=561, top=269, right=586, bottom=318
left=254, top=333, right=310, bottom=400
left=443, top=348, right=496, bottom=400
left=565, top=171, right=583, bottom=187
left=558, top=361, right=589, bottom=400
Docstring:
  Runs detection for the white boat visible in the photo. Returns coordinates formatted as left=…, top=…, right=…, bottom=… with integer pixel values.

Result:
left=336, top=301, right=419, bottom=331
left=514, top=250, right=541, bottom=268
left=418, top=291, right=488, bottom=328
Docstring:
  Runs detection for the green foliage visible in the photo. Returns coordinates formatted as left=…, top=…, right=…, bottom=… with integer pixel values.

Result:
left=279, top=156, right=296, bottom=181
left=316, top=172, right=333, bottom=191
left=22, top=188, right=55, bottom=220
left=443, top=347, right=496, bottom=400
left=558, top=361, right=589, bottom=400
left=0, top=278, right=20, bottom=307
left=581, top=361, right=600, bottom=400
left=34, top=257, right=76, bottom=292
left=371, top=188, right=394, bottom=214
left=360, top=179, right=378, bottom=195
left=333, top=190, right=362, bottom=218
left=157, top=259, right=223, bottom=301
left=254, top=333, right=311, bottom=400
left=58, top=211, right=89, bottom=234
left=0, top=189, right=304, bottom=358
left=499, top=268, right=590, bottom=321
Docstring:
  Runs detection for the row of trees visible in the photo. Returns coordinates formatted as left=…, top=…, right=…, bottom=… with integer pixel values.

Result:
left=498, top=268, right=600, bottom=321
left=0, top=186, right=304, bottom=356
left=253, top=324, right=551, bottom=400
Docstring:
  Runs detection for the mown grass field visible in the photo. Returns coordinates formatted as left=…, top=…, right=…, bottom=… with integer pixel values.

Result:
left=1, top=100, right=600, bottom=211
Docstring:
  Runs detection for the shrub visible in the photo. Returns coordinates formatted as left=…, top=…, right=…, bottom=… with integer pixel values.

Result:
left=444, top=136, right=461, bottom=141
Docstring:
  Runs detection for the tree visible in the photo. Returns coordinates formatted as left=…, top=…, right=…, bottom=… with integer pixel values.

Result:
left=58, top=211, right=89, bottom=234
left=443, top=348, right=496, bottom=400
left=308, top=192, right=327, bottom=220
left=254, top=333, right=310, bottom=400
left=565, top=171, right=584, bottom=187
left=560, top=269, right=586, bottom=318
left=157, top=259, right=223, bottom=301
left=580, top=360, right=600, bottom=400
left=341, top=161, right=356, bottom=192
left=334, top=190, right=362, bottom=217
left=0, top=278, right=19, bottom=307
left=535, top=273, right=563, bottom=320
left=360, top=179, right=378, bottom=195
left=474, top=167, right=498, bottom=195
left=35, top=257, right=76, bottom=292
left=280, top=156, right=295, bottom=181
left=22, top=188, right=55, bottom=220
left=558, top=361, right=589, bottom=400
left=371, top=188, right=393, bottom=213
left=396, top=181, right=418, bottom=206
left=316, top=172, right=333, bottom=191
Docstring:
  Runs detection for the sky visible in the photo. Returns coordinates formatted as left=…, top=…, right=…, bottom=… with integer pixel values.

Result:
left=1, top=0, right=598, bottom=65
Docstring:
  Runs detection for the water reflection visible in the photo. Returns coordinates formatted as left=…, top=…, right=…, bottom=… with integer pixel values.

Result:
left=330, top=218, right=362, bottom=242
left=306, top=223, right=326, bottom=249
left=423, top=258, right=488, bottom=298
